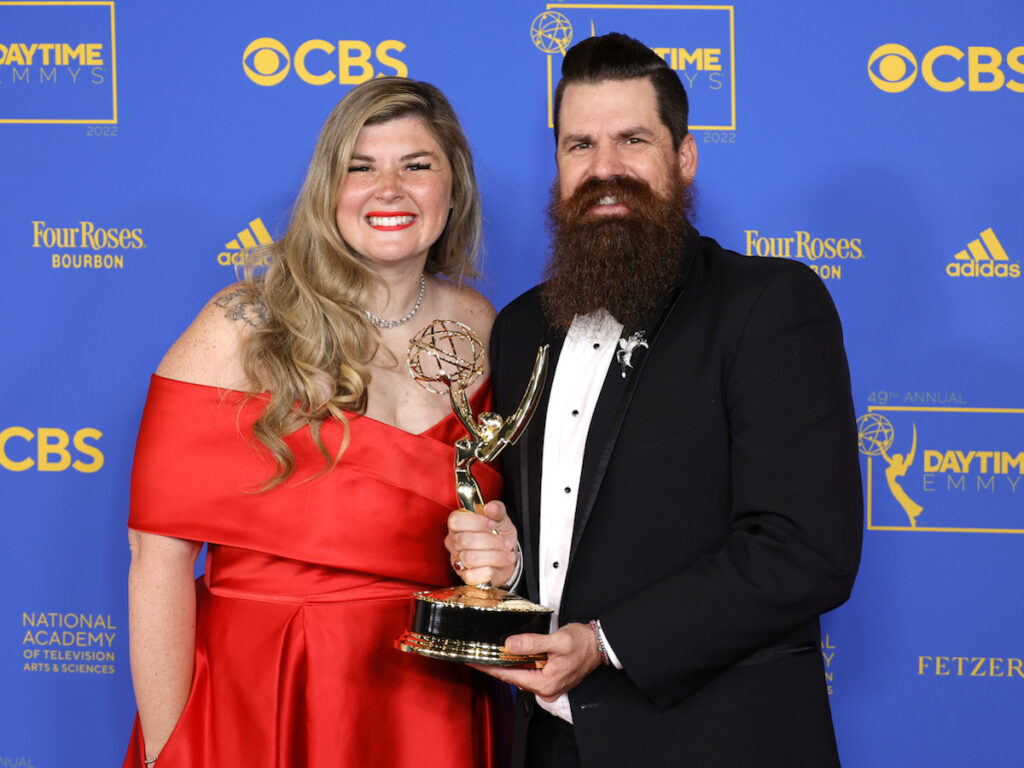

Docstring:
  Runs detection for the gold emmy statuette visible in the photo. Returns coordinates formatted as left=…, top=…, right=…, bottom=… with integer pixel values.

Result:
left=397, top=319, right=552, bottom=667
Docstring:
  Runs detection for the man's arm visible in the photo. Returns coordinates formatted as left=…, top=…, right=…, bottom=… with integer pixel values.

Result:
left=600, top=263, right=863, bottom=708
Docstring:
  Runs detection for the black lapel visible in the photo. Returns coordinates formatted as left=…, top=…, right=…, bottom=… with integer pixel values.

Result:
left=519, top=325, right=563, bottom=602
left=566, top=240, right=699, bottom=569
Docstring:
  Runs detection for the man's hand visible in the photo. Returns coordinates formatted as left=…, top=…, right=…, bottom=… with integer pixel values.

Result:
left=444, top=500, right=519, bottom=587
left=470, top=623, right=603, bottom=702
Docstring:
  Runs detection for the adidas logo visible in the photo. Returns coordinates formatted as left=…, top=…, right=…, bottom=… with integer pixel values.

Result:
left=946, top=228, right=1019, bottom=278
left=217, top=218, right=273, bottom=266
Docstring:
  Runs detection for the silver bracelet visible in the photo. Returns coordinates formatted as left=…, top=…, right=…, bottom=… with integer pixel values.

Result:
left=589, top=619, right=611, bottom=666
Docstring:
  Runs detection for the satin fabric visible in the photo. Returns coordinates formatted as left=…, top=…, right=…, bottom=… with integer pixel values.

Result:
left=124, top=374, right=506, bottom=767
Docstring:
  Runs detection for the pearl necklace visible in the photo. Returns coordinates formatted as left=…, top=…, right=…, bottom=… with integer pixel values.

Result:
left=364, top=274, right=426, bottom=329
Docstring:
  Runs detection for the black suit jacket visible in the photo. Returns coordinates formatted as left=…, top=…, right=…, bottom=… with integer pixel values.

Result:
left=490, top=233, right=863, bottom=767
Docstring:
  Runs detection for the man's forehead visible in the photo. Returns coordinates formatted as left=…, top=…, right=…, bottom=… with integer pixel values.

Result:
left=559, top=78, right=663, bottom=130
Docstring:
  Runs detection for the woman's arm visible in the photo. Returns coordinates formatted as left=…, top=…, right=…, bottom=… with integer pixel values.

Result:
left=128, top=529, right=203, bottom=761
left=128, top=286, right=254, bottom=759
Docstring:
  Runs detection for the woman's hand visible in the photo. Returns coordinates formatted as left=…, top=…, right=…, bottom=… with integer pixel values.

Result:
left=444, top=500, right=519, bottom=587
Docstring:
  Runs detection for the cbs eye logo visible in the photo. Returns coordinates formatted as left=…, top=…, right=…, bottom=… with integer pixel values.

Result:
left=243, top=37, right=291, bottom=86
left=868, top=44, right=917, bottom=92
left=242, top=36, right=407, bottom=87
left=868, top=43, right=1024, bottom=93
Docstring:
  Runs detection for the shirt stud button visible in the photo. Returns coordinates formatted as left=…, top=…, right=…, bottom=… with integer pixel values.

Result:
left=564, top=486, right=571, bottom=494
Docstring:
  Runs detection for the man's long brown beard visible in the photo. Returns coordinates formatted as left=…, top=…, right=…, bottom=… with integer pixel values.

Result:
left=541, top=174, right=692, bottom=332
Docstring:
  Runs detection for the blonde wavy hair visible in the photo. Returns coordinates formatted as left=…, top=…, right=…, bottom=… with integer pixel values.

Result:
left=236, top=77, right=482, bottom=488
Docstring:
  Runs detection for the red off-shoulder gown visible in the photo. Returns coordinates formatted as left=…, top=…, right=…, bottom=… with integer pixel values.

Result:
left=124, top=375, right=508, bottom=767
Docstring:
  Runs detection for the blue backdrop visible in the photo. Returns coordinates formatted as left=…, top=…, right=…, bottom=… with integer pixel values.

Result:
left=2, top=1, right=1022, bottom=765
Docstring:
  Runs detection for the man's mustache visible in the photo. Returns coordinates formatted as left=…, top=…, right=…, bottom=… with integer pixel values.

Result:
left=560, top=176, right=661, bottom=221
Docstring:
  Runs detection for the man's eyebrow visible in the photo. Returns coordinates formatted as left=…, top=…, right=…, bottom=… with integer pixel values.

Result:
left=615, top=126, right=655, bottom=139
left=560, top=132, right=593, bottom=147
left=560, top=127, right=657, bottom=147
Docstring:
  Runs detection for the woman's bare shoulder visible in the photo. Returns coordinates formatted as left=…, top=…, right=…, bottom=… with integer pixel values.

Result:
left=431, top=278, right=496, bottom=340
left=425, top=278, right=497, bottom=384
left=155, top=283, right=266, bottom=390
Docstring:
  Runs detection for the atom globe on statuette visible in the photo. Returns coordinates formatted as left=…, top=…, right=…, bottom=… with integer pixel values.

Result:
left=397, top=319, right=553, bottom=667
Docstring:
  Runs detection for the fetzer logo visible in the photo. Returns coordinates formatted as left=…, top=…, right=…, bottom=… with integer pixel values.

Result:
left=947, top=228, right=1019, bottom=278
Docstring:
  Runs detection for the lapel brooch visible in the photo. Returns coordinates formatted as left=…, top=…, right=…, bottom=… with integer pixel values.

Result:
left=615, top=330, right=649, bottom=378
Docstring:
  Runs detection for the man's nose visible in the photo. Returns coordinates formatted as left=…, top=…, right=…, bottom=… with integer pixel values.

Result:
left=589, top=144, right=627, bottom=180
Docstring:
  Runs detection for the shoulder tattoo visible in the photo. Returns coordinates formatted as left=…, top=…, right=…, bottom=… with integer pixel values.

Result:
left=212, top=290, right=269, bottom=329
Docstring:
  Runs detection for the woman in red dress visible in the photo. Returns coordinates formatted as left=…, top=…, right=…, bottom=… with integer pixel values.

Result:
left=124, top=78, right=519, bottom=767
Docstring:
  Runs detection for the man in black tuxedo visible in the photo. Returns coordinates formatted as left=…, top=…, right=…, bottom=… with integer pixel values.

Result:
left=446, top=32, right=862, bottom=767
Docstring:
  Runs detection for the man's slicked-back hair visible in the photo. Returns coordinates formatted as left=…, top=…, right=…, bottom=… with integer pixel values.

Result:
left=553, top=32, right=689, bottom=149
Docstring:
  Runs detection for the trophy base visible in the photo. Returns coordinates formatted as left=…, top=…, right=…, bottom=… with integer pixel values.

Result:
left=396, top=585, right=552, bottom=668
left=397, top=631, right=547, bottom=667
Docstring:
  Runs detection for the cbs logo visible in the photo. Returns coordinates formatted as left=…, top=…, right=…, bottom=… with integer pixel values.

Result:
left=243, top=37, right=407, bottom=86
left=0, top=427, right=103, bottom=473
left=868, top=43, right=1024, bottom=93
